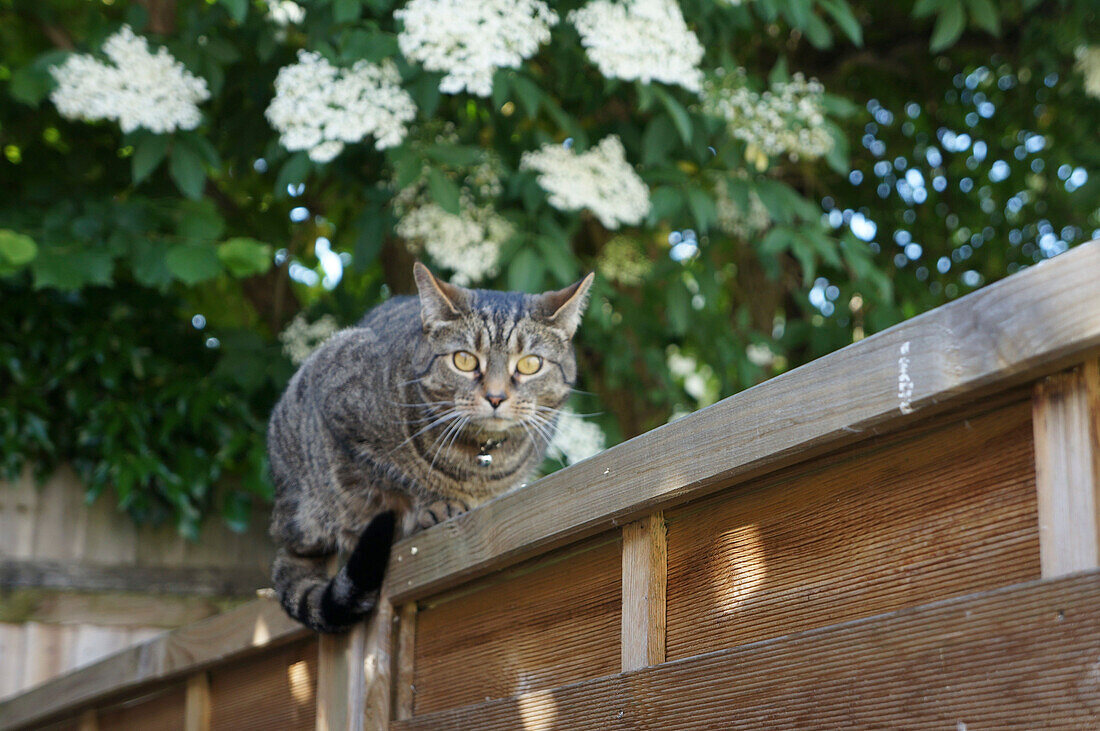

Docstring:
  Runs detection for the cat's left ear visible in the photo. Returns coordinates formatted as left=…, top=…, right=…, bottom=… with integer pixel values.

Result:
left=413, top=262, right=469, bottom=329
left=537, top=273, right=595, bottom=338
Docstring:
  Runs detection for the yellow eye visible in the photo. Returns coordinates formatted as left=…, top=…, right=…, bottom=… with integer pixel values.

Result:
left=452, top=351, right=479, bottom=372
left=516, top=354, right=543, bottom=376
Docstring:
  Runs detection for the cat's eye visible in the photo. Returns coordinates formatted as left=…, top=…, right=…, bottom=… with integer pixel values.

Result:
left=452, top=351, right=479, bottom=372
left=516, top=354, right=543, bottom=375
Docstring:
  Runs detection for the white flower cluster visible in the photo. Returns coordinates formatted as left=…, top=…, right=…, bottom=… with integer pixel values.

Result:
left=265, top=51, right=416, bottom=162
left=1076, top=46, right=1100, bottom=100
left=521, top=136, right=651, bottom=229
left=715, top=178, right=771, bottom=239
left=396, top=201, right=513, bottom=285
left=569, top=0, right=704, bottom=92
left=49, top=25, right=209, bottom=134
left=547, top=408, right=606, bottom=465
left=266, top=0, right=306, bottom=26
left=703, top=70, right=833, bottom=168
left=280, top=313, right=340, bottom=365
left=667, top=347, right=718, bottom=406
left=396, top=0, right=558, bottom=97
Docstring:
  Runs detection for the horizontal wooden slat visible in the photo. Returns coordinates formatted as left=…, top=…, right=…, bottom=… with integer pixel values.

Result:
left=395, top=570, right=1100, bottom=729
left=0, top=598, right=309, bottom=730
left=0, top=560, right=267, bottom=596
left=413, top=537, right=621, bottom=715
left=387, top=240, right=1100, bottom=604
left=666, top=400, right=1039, bottom=659
left=97, top=683, right=186, bottom=731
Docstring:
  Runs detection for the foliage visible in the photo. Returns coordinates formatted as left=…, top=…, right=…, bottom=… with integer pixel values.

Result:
left=1, top=0, right=1097, bottom=533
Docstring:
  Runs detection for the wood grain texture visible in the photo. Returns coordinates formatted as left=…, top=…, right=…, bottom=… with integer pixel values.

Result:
left=665, top=401, right=1040, bottom=660
left=360, top=593, right=395, bottom=731
left=1034, top=359, right=1100, bottom=577
left=394, top=570, right=1100, bottom=730
left=394, top=603, right=417, bottom=722
left=0, top=560, right=267, bottom=596
left=0, top=597, right=310, bottom=730
left=316, top=628, right=353, bottom=731
left=97, top=683, right=186, bottom=731
left=184, top=673, right=210, bottom=731
left=386, top=240, right=1100, bottom=605
left=412, top=537, right=621, bottom=716
left=620, top=513, right=665, bottom=671
left=208, top=639, right=317, bottom=731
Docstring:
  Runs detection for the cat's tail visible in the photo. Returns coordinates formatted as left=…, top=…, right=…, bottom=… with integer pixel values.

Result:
left=271, top=511, right=397, bottom=633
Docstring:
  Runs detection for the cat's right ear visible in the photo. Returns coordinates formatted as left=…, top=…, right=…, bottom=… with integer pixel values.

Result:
left=413, top=262, right=467, bottom=329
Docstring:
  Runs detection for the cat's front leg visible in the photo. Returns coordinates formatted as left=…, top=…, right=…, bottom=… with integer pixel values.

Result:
left=415, top=497, right=471, bottom=529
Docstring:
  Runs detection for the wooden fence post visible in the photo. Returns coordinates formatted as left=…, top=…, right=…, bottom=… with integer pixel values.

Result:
left=78, top=709, right=97, bottom=731
left=316, top=592, right=395, bottom=731
left=184, top=672, right=210, bottom=731
left=393, top=603, right=417, bottom=721
left=621, top=512, right=667, bottom=671
left=1033, top=359, right=1100, bottom=578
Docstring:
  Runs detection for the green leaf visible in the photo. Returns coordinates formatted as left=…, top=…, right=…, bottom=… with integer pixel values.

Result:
left=929, top=2, right=965, bottom=52
left=686, top=189, right=717, bottom=232
left=507, top=247, right=545, bottom=292
left=512, top=75, right=542, bottom=118
left=132, top=134, right=169, bottom=185
left=642, top=116, right=678, bottom=166
left=334, top=0, right=362, bottom=23
left=219, top=0, right=248, bottom=22
left=648, top=187, right=683, bottom=223
left=8, top=51, right=69, bottom=107
left=653, top=87, right=692, bottom=146
left=176, top=200, right=225, bottom=241
left=819, top=0, right=863, bottom=46
left=218, top=238, right=273, bottom=277
left=424, top=145, right=484, bottom=167
left=32, top=248, right=113, bottom=290
left=802, top=13, right=834, bottom=49
left=0, top=230, right=39, bottom=271
left=275, top=152, right=312, bottom=197
left=965, top=0, right=1000, bottom=35
left=168, top=143, right=206, bottom=200
left=165, top=243, right=223, bottom=284
left=427, top=169, right=462, bottom=215
left=128, top=239, right=173, bottom=288
left=912, top=0, right=942, bottom=18
left=665, top=282, right=690, bottom=335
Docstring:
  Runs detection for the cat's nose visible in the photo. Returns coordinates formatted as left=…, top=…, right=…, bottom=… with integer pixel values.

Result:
left=485, top=393, right=506, bottom=409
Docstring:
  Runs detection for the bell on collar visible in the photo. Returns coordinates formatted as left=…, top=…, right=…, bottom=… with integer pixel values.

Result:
left=476, top=453, right=493, bottom=467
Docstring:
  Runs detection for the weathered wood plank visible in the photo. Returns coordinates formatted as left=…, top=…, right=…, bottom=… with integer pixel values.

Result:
left=316, top=628, right=354, bottom=731
left=1033, top=359, right=1100, bottom=577
left=386, top=241, right=1100, bottom=604
left=620, top=513, right=665, bottom=671
left=0, top=597, right=309, bottom=730
left=0, top=560, right=267, bottom=596
left=665, top=400, right=1039, bottom=660
left=208, top=639, right=317, bottom=730
left=394, top=570, right=1100, bottom=730
left=394, top=603, right=417, bottom=722
left=412, top=537, right=621, bottom=715
left=361, top=594, right=395, bottom=731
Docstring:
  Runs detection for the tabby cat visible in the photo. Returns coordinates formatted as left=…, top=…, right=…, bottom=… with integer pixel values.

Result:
left=267, top=263, right=594, bottom=632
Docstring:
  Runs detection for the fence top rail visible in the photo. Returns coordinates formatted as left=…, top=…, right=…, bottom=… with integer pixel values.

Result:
left=385, top=239, right=1100, bottom=603
left=1, top=240, right=1098, bottom=729
left=0, top=596, right=308, bottom=730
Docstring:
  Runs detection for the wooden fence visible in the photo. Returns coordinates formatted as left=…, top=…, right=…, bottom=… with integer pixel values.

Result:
left=2, top=239, right=1099, bottom=730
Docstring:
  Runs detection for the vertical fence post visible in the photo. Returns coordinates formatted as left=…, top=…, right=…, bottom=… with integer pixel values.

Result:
left=184, top=672, right=211, bottom=731
left=316, top=590, right=395, bottom=731
left=621, top=512, right=667, bottom=671
left=393, top=603, right=417, bottom=721
left=1033, top=359, right=1100, bottom=578
left=78, top=709, right=97, bottom=731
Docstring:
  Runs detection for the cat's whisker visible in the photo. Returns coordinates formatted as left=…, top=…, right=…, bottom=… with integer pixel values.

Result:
left=390, top=410, right=461, bottom=453
left=430, top=416, right=468, bottom=473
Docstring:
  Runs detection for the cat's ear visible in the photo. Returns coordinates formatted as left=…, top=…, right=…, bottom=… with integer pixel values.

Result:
left=413, top=262, right=468, bottom=329
left=537, top=272, right=595, bottom=338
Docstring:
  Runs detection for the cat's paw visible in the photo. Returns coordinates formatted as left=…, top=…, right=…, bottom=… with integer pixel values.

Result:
left=416, top=498, right=470, bottom=528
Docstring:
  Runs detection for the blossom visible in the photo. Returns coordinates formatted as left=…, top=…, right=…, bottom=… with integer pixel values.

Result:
left=569, top=0, right=704, bottom=92
left=597, top=236, right=651, bottom=286
left=667, top=346, right=718, bottom=406
left=396, top=0, right=558, bottom=97
left=1076, top=46, right=1100, bottom=100
left=520, top=136, right=651, bottom=229
left=49, top=25, right=209, bottom=134
left=547, top=408, right=606, bottom=465
left=715, top=177, right=771, bottom=239
left=702, top=69, right=833, bottom=167
left=266, top=0, right=306, bottom=26
left=396, top=202, right=513, bottom=285
left=280, top=314, right=340, bottom=365
left=265, top=51, right=416, bottom=162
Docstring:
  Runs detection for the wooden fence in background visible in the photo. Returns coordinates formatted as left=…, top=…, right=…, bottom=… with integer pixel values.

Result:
left=2, top=240, right=1099, bottom=730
